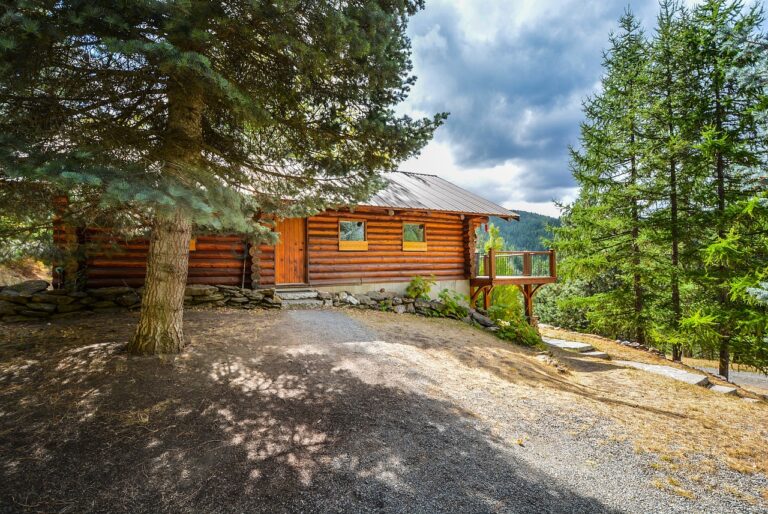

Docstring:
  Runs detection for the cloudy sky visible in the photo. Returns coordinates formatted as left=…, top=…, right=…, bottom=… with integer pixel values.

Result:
left=398, top=0, right=682, bottom=217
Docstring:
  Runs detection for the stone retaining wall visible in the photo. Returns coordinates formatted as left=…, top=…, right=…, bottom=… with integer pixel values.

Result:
left=0, top=280, right=499, bottom=332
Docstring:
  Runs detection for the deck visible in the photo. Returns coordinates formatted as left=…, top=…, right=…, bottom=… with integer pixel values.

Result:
left=469, top=249, right=557, bottom=322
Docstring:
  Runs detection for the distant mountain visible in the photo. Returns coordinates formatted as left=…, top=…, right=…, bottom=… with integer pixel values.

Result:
left=475, top=210, right=560, bottom=252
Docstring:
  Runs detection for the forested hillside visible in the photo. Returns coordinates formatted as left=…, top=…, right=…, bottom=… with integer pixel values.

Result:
left=475, top=211, right=560, bottom=251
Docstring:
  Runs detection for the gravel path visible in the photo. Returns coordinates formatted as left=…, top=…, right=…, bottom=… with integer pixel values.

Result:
left=1, top=309, right=765, bottom=513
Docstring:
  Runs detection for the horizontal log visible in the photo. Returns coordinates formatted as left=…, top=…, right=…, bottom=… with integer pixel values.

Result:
left=308, top=250, right=463, bottom=259
left=308, top=269, right=467, bottom=280
left=308, top=275, right=466, bottom=286
left=309, top=263, right=463, bottom=273
left=309, top=256, right=464, bottom=265
left=88, top=259, right=243, bottom=269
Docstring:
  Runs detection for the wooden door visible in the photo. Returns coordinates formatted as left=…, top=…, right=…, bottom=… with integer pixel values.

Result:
left=275, top=218, right=306, bottom=285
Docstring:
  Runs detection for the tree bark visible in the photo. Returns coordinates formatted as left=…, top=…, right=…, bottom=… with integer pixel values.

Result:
left=128, top=209, right=192, bottom=354
left=129, top=74, right=203, bottom=355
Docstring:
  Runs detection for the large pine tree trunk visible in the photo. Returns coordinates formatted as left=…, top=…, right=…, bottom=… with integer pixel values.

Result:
left=128, top=209, right=192, bottom=354
left=129, top=75, right=203, bottom=355
left=670, top=157, right=683, bottom=362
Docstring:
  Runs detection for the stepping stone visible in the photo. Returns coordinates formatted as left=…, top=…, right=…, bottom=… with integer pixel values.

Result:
left=582, top=350, right=610, bottom=360
left=742, top=398, right=760, bottom=404
left=709, top=385, right=738, bottom=395
left=616, top=360, right=710, bottom=387
left=542, top=337, right=594, bottom=353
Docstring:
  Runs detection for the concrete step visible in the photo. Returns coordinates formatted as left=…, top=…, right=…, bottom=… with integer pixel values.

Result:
left=581, top=350, right=610, bottom=360
left=616, top=360, right=710, bottom=387
left=708, top=384, right=738, bottom=395
left=542, top=337, right=594, bottom=353
left=276, top=289, right=319, bottom=301
left=281, top=298, right=325, bottom=310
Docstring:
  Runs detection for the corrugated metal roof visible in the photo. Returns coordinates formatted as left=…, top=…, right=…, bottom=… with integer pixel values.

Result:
left=362, top=171, right=518, bottom=219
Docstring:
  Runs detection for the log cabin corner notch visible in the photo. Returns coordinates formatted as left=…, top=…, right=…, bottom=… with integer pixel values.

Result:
left=53, top=171, right=557, bottom=322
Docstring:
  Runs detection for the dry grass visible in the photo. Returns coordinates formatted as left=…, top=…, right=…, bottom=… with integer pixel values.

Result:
left=537, top=325, right=768, bottom=478
left=0, top=259, right=50, bottom=287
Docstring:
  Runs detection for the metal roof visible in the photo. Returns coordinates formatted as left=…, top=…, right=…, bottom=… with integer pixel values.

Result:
left=361, top=171, right=518, bottom=219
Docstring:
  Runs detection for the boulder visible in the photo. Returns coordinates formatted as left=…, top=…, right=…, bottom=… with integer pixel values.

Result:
left=3, top=280, right=49, bottom=295
left=392, top=296, right=403, bottom=305
left=393, top=304, right=407, bottom=314
left=115, top=293, right=141, bottom=307
left=344, top=295, right=360, bottom=306
left=471, top=310, right=495, bottom=328
left=18, top=309, right=51, bottom=318
left=57, top=303, right=85, bottom=313
left=67, top=291, right=89, bottom=298
left=355, top=294, right=374, bottom=306
left=24, top=302, right=57, bottom=313
left=243, top=291, right=264, bottom=302
left=0, top=290, right=29, bottom=304
left=318, top=291, right=333, bottom=301
left=185, top=284, right=219, bottom=296
left=323, top=299, right=333, bottom=308
left=256, top=288, right=276, bottom=299
left=367, top=290, right=395, bottom=302
left=216, top=285, right=241, bottom=292
left=88, top=286, right=134, bottom=297
left=31, top=293, right=75, bottom=305
left=0, top=300, right=18, bottom=315
left=193, top=293, right=225, bottom=303
left=337, top=291, right=348, bottom=301
left=405, top=303, right=416, bottom=314
left=227, top=296, right=249, bottom=304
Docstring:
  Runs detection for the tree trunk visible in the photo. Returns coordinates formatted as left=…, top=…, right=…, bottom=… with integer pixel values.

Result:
left=129, top=73, right=203, bottom=355
left=670, top=156, right=682, bottom=362
left=128, top=209, right=192, bottom=354
left=630, top=130, right=645, bottom=346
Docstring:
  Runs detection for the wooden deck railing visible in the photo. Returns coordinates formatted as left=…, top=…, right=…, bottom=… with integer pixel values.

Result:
left=472, top=249, right=556, bottom=280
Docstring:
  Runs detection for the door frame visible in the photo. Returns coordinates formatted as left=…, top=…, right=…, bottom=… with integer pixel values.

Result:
left=274, top=217, right=309, bottom=286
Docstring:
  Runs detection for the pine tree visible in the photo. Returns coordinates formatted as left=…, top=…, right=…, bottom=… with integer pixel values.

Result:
left=683, top=0, right=767, bottom=378
left=555, top=10, right=653, bottom=343
left=0, top=1, right=444, bottom=354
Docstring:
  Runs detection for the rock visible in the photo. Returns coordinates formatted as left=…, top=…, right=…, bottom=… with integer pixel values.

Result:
left=89, top=286, right=134, bottom=297
left=92, top=307, right=122, bottom=314
left=216, top=285, right=241, bottom=291
left=115, top=293, right=141, bottom=307
left=355, top=294, right=374, bottom=306
left=392, top=296, right=403, bottom=305
left=323, top=299, right=333, bottom=308
left=4, top=280, right=49, bottom=294
left=344, top=295, right=360, bottom=306
left=91, top=300, right=117, bottom=309
left=244, top=291, right=264, bottom=302
left=24, top=302, right=57, bottom=313
left=193, top=293, right=225, bottom=303
left=262, top=296, right=283, bottom=309
left=68, top=291, right=89, bottom=298
left=227, top=297, right=249, bottom=304
left=405, top=303, right=416, bottom=314
left=185, top=284, right=218, bottom=296
left=367, top=290, right=395, bottom=302
left=0, top=300, right=18, bottom=315
left=471, top=311, right=495, bottom=328
left=337, top=291, right=348, bottom=301
left=256, top=288, right=276, bottom=299
left=2, top=315, right=33, bottom=322
left=79, top=296, right=96, bottom=305
left=57, top=303, right=85, bottom=313
left=31, top=293, right=75, bottom=305
left=393, top=304, right=407, bottom=314
left=402, top=296, right=415, bottom=304
left=709, top=385, right=738, bottom=395
left=318, top=291, right=333, bottom=301
left=0, top=290, right=29, bottom=304
left=18, top=309, right=51, bottom=318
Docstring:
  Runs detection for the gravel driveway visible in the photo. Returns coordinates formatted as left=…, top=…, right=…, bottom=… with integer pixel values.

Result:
left=1, top=309, right=765, bottom=513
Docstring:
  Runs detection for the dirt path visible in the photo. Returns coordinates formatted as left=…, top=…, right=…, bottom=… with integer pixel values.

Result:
left=1, top=309, right=766, bottom=513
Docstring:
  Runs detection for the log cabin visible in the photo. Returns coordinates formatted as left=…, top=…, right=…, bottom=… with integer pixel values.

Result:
left=54, top=171, right=556, bottom=318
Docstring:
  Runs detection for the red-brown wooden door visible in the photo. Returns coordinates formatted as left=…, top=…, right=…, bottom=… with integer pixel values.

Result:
left=275, top=218, right=307, bottom=285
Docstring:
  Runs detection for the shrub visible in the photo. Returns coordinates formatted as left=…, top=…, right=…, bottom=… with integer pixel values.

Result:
left=487, top=286, right=543, bottom=348
left=405, top=275, right=436, bottom=300
left=438, top=288, right=469, bottom=319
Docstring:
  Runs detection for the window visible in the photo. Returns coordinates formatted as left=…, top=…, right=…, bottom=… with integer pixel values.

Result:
left=339, top=220, right=368, bottom=251
left=403, top=223, right=427, bottom=251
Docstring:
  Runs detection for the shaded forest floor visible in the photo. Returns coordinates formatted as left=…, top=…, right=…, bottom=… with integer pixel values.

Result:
left=0, top=309, right=766, bottom=513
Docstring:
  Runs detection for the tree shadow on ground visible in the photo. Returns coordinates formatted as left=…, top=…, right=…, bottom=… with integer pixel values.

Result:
left=0, top=310, right=622, bottom=514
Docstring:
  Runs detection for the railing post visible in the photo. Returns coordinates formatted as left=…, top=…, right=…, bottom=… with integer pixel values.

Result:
left=489, top=248, right=496, bottom=280
left=523, top=252, right=532, bottom=276
left=549, top=249, right=557, bottom=278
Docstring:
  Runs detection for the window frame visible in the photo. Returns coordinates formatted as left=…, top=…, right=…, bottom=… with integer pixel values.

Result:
left=402, top=222, right=428, bottom=252
left=338, top=219, right=368, bottom=251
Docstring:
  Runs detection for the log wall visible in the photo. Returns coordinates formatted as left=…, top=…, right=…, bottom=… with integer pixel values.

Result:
left=80, top=230, right=250, bottom=288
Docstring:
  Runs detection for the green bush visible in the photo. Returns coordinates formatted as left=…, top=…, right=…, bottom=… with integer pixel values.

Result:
left=438, top=288, right=469, bottom=319
left=487, top=286, right=543, bottom=348
left=405, top=275, right=436, bottom=300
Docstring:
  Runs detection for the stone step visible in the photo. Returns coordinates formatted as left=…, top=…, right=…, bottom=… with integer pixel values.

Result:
left=275, top=289, right=319, bottom=301
left=616, top=360, right=710, bottom=387
left=708, top=384, right=738, bottom=395
left=542, top=337, right=594, bottom=353
left=581, top=350, right=610, bottom=360
left=280, top=298, right=325, bottom=310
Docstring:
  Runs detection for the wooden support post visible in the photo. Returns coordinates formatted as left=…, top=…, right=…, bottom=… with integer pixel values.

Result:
left=483, top=286, right=492, bottom=310
left=549, top=249, right=556, bottom=278
left=523, top=252, right=532, bottom=276
left=489, top=248, right=497, bottom=280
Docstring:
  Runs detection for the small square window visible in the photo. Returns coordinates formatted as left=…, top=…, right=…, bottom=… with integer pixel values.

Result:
left=339, top=220, right=368, bottom=251
left=403, top=223, right=427, bottom=251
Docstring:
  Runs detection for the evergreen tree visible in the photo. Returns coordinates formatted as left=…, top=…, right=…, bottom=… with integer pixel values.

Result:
left=683, top=0, right=767, bottom=378
left=0, top=1, right=444, bottom=354
left=554, top=10, right=653, bottom=343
